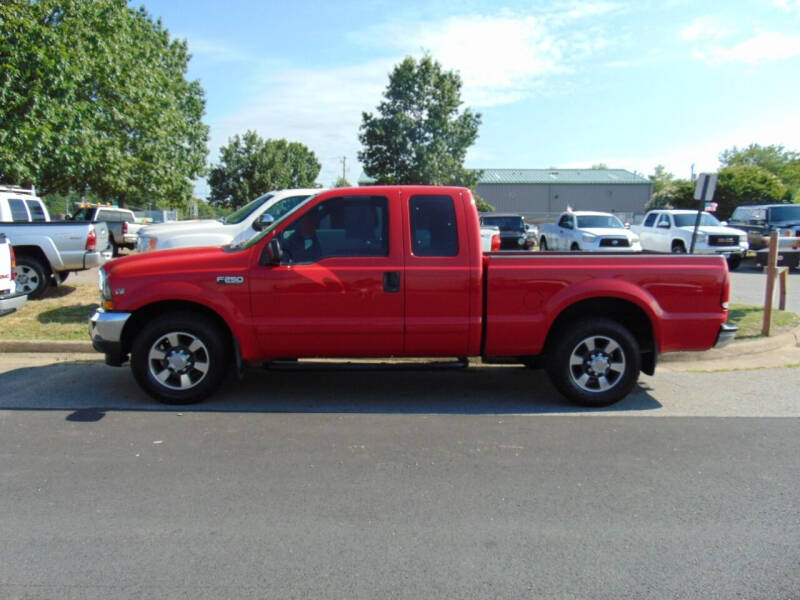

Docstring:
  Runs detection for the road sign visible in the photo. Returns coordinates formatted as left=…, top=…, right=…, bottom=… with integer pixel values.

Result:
left=694, top=173, right=718, bottom=201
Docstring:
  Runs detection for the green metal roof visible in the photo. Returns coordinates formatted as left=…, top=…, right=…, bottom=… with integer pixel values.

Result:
left=358, top=168, right=649, bottom=186
left=476, top=168, right=649, bottom=185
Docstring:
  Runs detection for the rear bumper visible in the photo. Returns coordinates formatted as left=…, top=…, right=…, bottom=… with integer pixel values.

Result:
left=89, top=308, right=132, bottom=366
left=84, top=250, right=113, bottom=269
left=0, top=289, right=27, bottom=317
left=714, top=322, right=738, bottom=349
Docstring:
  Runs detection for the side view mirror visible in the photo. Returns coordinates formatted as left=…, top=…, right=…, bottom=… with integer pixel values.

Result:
left=260, top=238, right=284, bottom=266
left=720, top=220, right=728, bottom=226
left=252, top=213, right=275, bottom=232
left=658, top=222, right=670, bottom=229
left=624, top=222, right=630, bottom=229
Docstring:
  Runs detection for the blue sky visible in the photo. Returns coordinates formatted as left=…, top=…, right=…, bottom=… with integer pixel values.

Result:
left=138, top=0, right=800, bottom=195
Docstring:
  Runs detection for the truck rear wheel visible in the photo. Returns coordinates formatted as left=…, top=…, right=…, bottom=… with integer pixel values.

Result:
left=540, top=237, right=548, bottom=251
left=546, top=318, right=640, bottom=406
left=131, top=314, right=229, bottom=404
left=14, top=256, right=50, bottom=299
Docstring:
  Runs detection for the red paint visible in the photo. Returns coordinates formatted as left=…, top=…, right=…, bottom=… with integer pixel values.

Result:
left=103, top=186, right=729, bottom=364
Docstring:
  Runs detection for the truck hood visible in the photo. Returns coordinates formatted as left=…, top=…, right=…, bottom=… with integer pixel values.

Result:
left=677, top=225, right=747, bottom=236
left=139, top=219, right=222, bottom=236
left=582, top=228, right=634, bottom=237
left=104, top=245, right=246, bottom=278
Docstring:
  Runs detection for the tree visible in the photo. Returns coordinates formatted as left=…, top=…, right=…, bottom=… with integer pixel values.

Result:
left=358, top=55, right=482, bottom=191
left=332, top=176, right=351, bottom=188
left=648, top=165, right=675, bottom=195
left=714, top=165, right=788, bottom=219
left=591, top=163, right=609, bottom=170
left=646, top=179, right=694, bottom=211
left=0, top=0, right=208, bottom=209
left=207, top=131, right=321, bottom=208
left=719, top=144, right=798, bottom=176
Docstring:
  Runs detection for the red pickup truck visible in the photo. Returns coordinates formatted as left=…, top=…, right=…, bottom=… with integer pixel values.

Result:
left=89, top=186, right=736, bottom=406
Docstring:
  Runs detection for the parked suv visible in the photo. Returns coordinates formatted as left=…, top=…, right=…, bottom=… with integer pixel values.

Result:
left=728, top=204, right=800, bottom=250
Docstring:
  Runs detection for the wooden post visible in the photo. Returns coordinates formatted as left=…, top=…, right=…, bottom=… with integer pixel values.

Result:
left=761, top=231, right=779, bottom=336
left=778, top=266, right=788, bottom=311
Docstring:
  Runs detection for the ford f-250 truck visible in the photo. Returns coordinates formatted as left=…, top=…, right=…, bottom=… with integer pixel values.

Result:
left=90, top=186, right=735, bottom=406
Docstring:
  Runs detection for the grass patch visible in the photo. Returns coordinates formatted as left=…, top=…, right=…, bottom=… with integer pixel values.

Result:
left=728, top=303, right=800, bottom=339
left=2, top=284, right=98, bottom=340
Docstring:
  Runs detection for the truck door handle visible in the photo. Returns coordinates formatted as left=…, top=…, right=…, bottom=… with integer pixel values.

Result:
left=383, top=271, right=400, bottom=293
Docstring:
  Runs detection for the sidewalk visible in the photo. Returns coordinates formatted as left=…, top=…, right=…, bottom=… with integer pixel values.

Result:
left=2, top=326, right=799, bottom=373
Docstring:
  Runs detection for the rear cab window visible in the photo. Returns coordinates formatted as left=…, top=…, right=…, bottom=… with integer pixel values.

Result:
left=8, top=199, right=30, bottom=222
left=25, top=200, right=47, bottom=222
left=410, top=195, right=459, bottom=257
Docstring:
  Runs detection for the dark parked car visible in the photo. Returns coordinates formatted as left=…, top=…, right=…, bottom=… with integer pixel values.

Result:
left=479, top=213, right=536, bottom=250
left=728, top=204, right=800, bottom=250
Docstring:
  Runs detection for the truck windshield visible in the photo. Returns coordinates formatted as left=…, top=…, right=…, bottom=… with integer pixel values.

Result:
left=673, top=213, right=721, bottom=228
left=220, top=193, right=275, bottom=225
left=576, top=215, right=625, bottom=229
left=770, top=205, right=800, bottom=222
left=480, top=216, right=524, bottom=232
left=229, top=194, right=320, bottom=250
left=71, top=208, right=95, bottom=221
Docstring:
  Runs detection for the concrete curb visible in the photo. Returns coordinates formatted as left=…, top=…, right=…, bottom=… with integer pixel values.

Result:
left=2, top=326, right=799, bottom=364
left=660, top=326, right=800, bottom=362
left=0, top=339, right=95, bottom=354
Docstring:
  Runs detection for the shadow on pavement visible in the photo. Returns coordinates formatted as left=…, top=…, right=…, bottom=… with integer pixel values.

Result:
left=0, top=359, right=662, bottom=415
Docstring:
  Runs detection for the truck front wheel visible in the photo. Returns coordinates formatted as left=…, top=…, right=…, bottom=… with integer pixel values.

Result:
left=131, top=314, right=230, bottom=404
left=546, top=318, right=641, bottom=406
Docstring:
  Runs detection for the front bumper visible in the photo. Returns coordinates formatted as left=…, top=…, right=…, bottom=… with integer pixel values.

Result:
left=89, top=308, right=132, bottom=366
left=714, top=322, right=738, bottom=349
left=0, top=289, right=27, bottom=317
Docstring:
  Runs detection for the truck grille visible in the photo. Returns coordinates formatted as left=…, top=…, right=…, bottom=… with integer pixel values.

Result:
left=599, top=238, right=630, bottom=248
left=709, top=235, right=739, bottom=246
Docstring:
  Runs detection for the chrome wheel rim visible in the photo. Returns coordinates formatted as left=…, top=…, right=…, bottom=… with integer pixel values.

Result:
left=147, top=331, right=210, bottom=391
left=14, top=265, right=40, bottom=295
left=568, top=335, right=626, bottom=393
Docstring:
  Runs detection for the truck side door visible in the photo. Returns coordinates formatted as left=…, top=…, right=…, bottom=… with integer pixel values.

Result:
left=557, top=213, right=574, bottom=250
left=654, top=212, right=672, bottom=252
left=402, top=191, right=475, bottom=355
left=249, top=192, right=404, bottom=357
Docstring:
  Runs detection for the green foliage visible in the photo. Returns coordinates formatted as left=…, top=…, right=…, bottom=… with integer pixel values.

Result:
left=719, top=144, right=798, bottom=176
left=332, top=176, right=351, bottom=188
left=358, top=55, right=482, bottom=191
left=648, top=165, right=675, bottom=195
left=196, top=200, right=224, bottom=219
left=0, top=0, right=209, bottom=209
left=591, top=163, right=609, bottom=170
left=646, top=178, right=694, bottom=211
left=473, top=193, right=494, bottom=212
left=207, top=131, right=321, bottom=208
left=715, top=165, right=789, bottom=218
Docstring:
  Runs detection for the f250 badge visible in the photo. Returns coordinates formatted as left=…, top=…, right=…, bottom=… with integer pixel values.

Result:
left=216, top=276, right=244, bottom=285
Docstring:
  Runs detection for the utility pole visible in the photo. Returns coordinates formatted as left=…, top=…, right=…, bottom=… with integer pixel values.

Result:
left=339, top=156, right=347, bottom=181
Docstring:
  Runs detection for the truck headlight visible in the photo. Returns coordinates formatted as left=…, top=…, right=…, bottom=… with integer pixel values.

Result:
left=98, top=268, right=113, bottom=310
left=582, top=233, right=597, bottom=243
left=147, top=238, right=158, bottom=252
left=696, top=233, right=708, bottom=243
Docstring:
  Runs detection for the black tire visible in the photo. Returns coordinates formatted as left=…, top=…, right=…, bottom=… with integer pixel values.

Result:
left=14, top=255, right=50, bottom=299
left=110, top=239, right=119, bottom=257
left=540, top=237, right=548, bottom=251
left=546, top=317, right=641, bottom=407
left=130, top=313, right=230, bottom=404
left=671, top=241, right=686, bottom=254
left=570, top=242, right=580, bottom=251
left=726, top=254, right=742, bottom=271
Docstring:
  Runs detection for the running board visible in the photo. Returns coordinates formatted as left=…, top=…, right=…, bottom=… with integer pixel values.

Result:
left=263, top=357, right=470, bottom=371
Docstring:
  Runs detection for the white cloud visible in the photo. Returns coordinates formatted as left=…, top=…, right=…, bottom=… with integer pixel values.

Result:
left=203, top=7, right=620, bottom=187
left=679, top=16, right=738, bottom=42
left=571, top=115, right=800, bottom=180
left=180, top=35, right=252, bottom=64
left=697, top=30, right=800, bottom=65
left=773, top=0, right=800, bottom=13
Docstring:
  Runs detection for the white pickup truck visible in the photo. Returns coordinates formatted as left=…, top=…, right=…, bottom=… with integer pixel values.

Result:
left=137, top=189, right=321, bottom=252
left=0, top=234, right=27, bottom=316
left=631, top=209, right=749, bottom=270
left=1, top=187, right=112, bottom=298
left=538, top=211, right=642, bottom=252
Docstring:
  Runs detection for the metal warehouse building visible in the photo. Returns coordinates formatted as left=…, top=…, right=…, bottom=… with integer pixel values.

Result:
left=475, top=169, right=652, bottom=222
